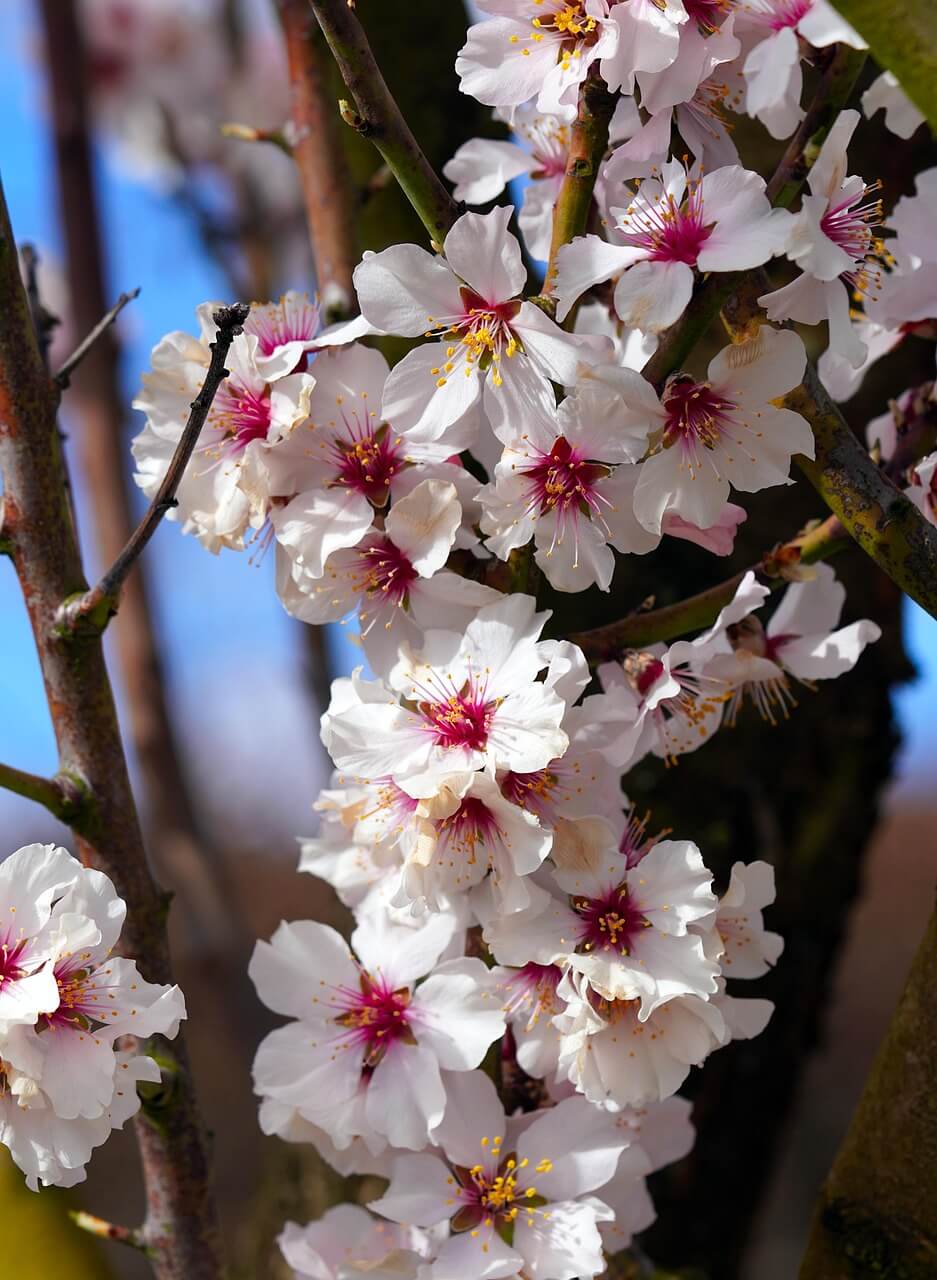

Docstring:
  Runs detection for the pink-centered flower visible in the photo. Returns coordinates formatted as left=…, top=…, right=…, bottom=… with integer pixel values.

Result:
left=250, top=910, right=504, bottom=1153
left=352, top=206, right=611, bottom=445
left=554, top=160, right=791, bottom=332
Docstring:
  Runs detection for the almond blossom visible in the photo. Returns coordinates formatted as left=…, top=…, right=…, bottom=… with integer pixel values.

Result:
left=554, top=160, right=791, bottom=332
left=351, top=206, right=610, bottom=444
left=456, top=0, right=619, bottom=121
left=739, top=0, right=864, bottom=139
left=278, top=1205, right=435, bottom=1280
left=760, top=111, right=884, bottom=368
left=478, top=365, right=661, bottom=591
left=711, top=861, right=784, bottom=979
left=623, top=327, right=813, bottom=533
left=250, top=910, right=504, bottom=1154
left=321, top=594, right=570, bottom=798
left=277, top=478, right=500, bottom=678
left=370, top=1068, right=640, bottom=1280
left=908, top=451, right=937, bottom=528
left=132, top=301, right=316, bottom=551
left=861, top=70, right=925, bottom=140
left=704, top=562, right=882, bottom=723
left=484, top=822, right=719, bottom=1013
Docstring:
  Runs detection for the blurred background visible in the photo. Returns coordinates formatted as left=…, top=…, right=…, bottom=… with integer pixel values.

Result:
left=0, top=1, right=935, bottom=1276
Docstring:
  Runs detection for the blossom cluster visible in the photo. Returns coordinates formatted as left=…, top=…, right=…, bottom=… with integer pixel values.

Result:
left=0, top=845, right=184, bottom=1190
left=112, top=0, right=929, bottom=1274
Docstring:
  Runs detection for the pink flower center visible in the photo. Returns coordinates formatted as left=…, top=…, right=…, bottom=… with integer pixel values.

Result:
left=500, top=767, right=561, bottom=821
left=353, top=536, right=418, bottom=609
left=335, top=973, right=412, bottom=1068
left=40, top=962, right=117, bottom=1032
left=521, top=436, right=610, bottom=519
left=435, top=796, right=504, bottom=865
left=618, top=175, right=714, bottom=265
left=0, top=938, right=27, bottom=989
left=572, top=885, right=649, bottom=956
left=683, top=0, right=736, bottom=32
left=820, top=186, right=883, bottom=293
left=749, top=0, right=813, bottom=30
left=213, top=381, right=273, bottom=452
left=661, top=377, right=736, bottom=454
left=419, top=680, right=496, bottom=753
left=330, top=422, right=403, bottom=506
left=245, top=296, right=320, bottom=361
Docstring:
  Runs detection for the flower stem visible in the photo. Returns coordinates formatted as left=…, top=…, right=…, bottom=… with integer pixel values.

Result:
left=307, top=0, right=459, bottom=242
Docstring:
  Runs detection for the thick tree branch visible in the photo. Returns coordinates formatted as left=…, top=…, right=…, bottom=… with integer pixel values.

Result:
left=305, top=0, right=459, bottom=241
left=277, top=0, right=359, bottom=315
left=58, top=303, right=247, bottom=635
left=642, top=42, right=867, bottom=389
left=542, top=72, right=616, bottom=308
left=54, top=287, right=140, bottom=389
left=0, top=174, right=224, bottom=1280
left=571, top=514, right=847, bottom=660
left=799, top=896, right=937, bottom=1279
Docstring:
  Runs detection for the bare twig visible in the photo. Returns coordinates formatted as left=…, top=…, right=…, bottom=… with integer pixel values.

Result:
left=277, top=0, right=359, bottom=314
left=58, top=303, right=248, bottom=635
left=70, top=1210, right=153, bottom=1256
left=306, top=0, right=459, bottom=240
left=0, top=173, right=224, bottom=1280
left=570, top=514, right=848, bottom=661
left=54, top=287, right=140, bottom=389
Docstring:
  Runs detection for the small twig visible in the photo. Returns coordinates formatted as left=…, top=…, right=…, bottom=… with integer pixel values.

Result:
left=0, top=760, right=87, bottom=823
left=59, top=303, right=249, bottom=635
left=220, top=121, right=293, bottom=156
left=19, top=243, right=58, bottom=371
left=307, top=0, right=459, bottom=240
left=570, top=514, right=848, bottom=661
left=70, top=1210, right=153, bottom=1256
left=54, top=287, right=140, bottom=389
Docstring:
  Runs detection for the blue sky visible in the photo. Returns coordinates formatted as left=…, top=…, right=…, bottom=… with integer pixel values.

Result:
left=0, top=0, right=934, bottom=845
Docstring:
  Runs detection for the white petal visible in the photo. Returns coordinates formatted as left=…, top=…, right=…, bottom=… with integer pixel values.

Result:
left=354, top=246, right=463, bottom=336
left=443, top=206, right=526, bottom=303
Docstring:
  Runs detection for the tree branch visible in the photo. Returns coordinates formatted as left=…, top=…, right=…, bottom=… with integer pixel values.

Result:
left=70, top=1210, right=153, bottom=1256
left=641, top=42, right=867, bottom=389
left=570, top=514, right=847, bottom=660
left=58, top=303, right=248, bottom=636
left=541, top=72, right=616, bottom=310
left=53, top=287, right=140, bottom=389
left=277, top=0, right=359, bottom=316
left=0, top=761, right=87, bottom=823
left=799, top=895, right=937, bottom=1279
left=720, top=274, right=937, bottom=622
left=0, top=173, right=224, bottom=1280
left=305, top=0, right=459, bottom=242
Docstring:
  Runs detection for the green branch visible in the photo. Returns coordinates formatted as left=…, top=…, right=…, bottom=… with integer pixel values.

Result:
left=541, top=72, right=616, bottom=314
left=0, top=761, right=87, bottom=823
left=307, top=0, right=459, bottom=242
left=571, top=515, right=848, bottom=660
left=830, top=0, right=937, bottom=132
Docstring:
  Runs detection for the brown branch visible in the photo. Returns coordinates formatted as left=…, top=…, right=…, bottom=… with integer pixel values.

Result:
left=571, top=514, right=847, bottom=661
left=39, top=0, right=251, bottom=969
left=305, top=0, right=459, bottom=241
left=58, top=302, right=248, bottom=635
left=277, top=0, right=359, bottom=316
left=799, top=896, right=937, bottom=1278
left=54, top=286, right=140, bottom=389
left=0, top=173, right=224, bottom=1278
